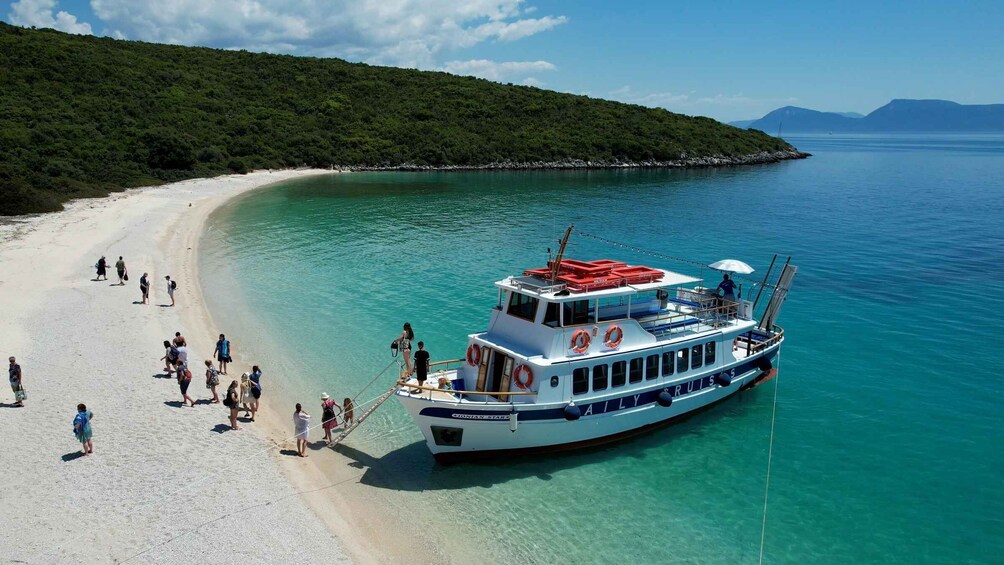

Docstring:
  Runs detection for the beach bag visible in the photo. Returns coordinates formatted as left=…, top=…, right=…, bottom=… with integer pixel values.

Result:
left=168, top=346, right=179, bottom=361
left=223, top=393, right=235, bottom=408
left=14, top=386, right=26, bottom=402
left=73, top=411, right=87, bottom=435
left=170, top=280, right=177, bottom=290
left=124, top=273, right=129, bottom=282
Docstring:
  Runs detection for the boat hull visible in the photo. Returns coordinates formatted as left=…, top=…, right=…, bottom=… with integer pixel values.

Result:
left=397, top=347, right=779, bottom=462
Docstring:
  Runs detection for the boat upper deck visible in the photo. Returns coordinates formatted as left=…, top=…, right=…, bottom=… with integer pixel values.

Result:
left=498, top=258, right=700, bottom=300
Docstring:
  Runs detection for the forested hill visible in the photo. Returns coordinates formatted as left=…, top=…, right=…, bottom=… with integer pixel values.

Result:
left=0, top=23, right=800, bottom=215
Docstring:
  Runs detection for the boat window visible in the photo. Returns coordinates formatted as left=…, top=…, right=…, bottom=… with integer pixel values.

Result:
left=543, top=302, right=560, bottom=327
left=662, top=351, right=674, bottom=376
left=572, top=368, right=589, bottom=395
left=592, top=364, right=608, bottom=391
left=705, top=341, right=716, bottom=365
left=676, top=348, right=688, bottom=373
left=597, top=295, right=629, bottom=322
left=611, top=361, right=626, bottom=387
left=507, top=292, right=539, bottom=322
left=691, top=344, right=703, bottom=370
left=629, top=358, right=644, bottom=384
left=646, top=354, right=659, bottom=380
left=563, top=299, right=592, bottom=325
left=631, top=290, right=662, bottom=318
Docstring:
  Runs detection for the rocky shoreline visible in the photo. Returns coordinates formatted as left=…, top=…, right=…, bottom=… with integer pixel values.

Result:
left=335, top=149, right=810, bottom=172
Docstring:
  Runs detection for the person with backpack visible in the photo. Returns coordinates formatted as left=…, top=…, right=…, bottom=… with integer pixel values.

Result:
left=165, top=275, right=176, bottom=307
left=73, top=403, right=94, bottom=455
left=161, top=340, right=179, bottom=375
left=176, top=359, right=196, bottom=407
left=224, top=380, right=241, bottom=430
left=214, top=334, right=231, bottom=375
left=320, top=393, right=341, bottom=445
left=95, top=256, right=108, bottom=281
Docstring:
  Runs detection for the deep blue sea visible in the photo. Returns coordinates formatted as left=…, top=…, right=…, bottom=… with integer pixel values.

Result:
left=200, top=134, right=1004, bottom=564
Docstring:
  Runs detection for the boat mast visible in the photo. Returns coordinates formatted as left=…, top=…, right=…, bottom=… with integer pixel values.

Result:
left=549, top=224, right=574, bottom=283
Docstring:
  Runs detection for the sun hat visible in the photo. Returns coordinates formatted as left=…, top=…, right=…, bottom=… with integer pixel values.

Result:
left=320, top=392, right=330, bottom=400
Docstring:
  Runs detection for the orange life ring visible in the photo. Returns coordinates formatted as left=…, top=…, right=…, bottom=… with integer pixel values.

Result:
left=513, top=364, right=534, bottom=390
left=570, top=329, right=591, bottom=353
left=466, top=343, right=481, bottom=366
left=604, top=325, right=624, bottom=348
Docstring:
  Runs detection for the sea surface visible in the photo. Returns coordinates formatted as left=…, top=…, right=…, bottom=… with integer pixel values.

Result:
left=200, top=134, right=1004, bottom=564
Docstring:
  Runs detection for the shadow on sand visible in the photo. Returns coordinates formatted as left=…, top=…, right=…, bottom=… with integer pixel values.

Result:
left=61, top=451, right=86, bottom=462
left=163, top=400, right=185, bottom=408
left=211, top=423, right=232, bottom=434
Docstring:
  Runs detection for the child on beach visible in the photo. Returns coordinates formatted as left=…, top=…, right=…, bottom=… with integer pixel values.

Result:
left=73, top=404, right=94, bottom=455
left=224, top=381, right=241, bottom=430
left=204, top=360, right=221, bottom=403
left=176, top=359, right=196, bottom=407
left=320, top=393, right=340, bottom=445
left=294, top=403, right=310, bottom=457
left=343, top=397, right=354, bottom=427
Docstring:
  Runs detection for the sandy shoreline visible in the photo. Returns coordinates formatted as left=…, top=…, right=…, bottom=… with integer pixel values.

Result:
left=0, top=170, right=355, bottom=564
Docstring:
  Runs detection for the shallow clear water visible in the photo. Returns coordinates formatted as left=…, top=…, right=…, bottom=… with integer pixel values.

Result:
left=201, top=134, right=1004, bottom=564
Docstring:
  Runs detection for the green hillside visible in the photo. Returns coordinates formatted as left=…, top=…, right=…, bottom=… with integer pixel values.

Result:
left=0, top=23, right=798, bottom=215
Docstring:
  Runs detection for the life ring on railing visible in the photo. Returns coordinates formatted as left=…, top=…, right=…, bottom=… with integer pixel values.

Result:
left=604, top=324, right=624, bottom=348
left=466, top=343, right=481, bottom=366
left=570, top=329, right=591, bottom=353
left=513, top=364, right=534, bottom=390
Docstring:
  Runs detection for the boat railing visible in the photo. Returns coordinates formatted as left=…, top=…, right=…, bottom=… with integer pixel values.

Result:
left=508, top=276, right=568, bottom=296
left=428, top=358, right=465, bottom=371
left=750, top=325, right=784, bottom=353
left=398, top=380, right=538, bottom=404
left=638, top=301, right=740, bottom=336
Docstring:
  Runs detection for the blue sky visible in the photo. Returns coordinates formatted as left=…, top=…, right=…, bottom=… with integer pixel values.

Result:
left=5, top=0, right=1002, bottom=122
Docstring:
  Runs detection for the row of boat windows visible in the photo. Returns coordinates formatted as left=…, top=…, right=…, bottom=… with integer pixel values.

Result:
left=571, top=341, right=717, bottom=395
left=508, top=292, right=657, bottom=326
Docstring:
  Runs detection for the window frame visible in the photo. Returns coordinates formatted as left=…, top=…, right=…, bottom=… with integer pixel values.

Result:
left=691, top=344, right=704, bottom=370
left=592, top=364, right=609, bottom=392
left=611, top=360, right=627, bottom=387
left=662, top=351, right=674, bottom=376
left=506, top=291, right=539, bottom=322
left=572, top=367, right=589, bottom=395
left=629, top=358, right=644, bottom=384
left=676, top=348, right=689, bottom=374
left=645, top=354, right=660, bottom=380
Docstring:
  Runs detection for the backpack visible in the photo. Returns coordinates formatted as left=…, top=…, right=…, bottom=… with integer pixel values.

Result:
left=169, top=346, right=179, bottom=361
left=170, top=280, right=178, bottom=290
left=323, top=404, right=336, bottom=422
left=223, top=392, right=235, bottom=408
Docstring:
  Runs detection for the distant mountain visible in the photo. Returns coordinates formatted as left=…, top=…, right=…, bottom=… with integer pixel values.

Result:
left=732, top=99, right=1004, bottom=133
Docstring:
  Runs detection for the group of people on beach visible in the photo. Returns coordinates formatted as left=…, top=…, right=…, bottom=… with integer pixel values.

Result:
left=94, top=254, right=176, bottom=306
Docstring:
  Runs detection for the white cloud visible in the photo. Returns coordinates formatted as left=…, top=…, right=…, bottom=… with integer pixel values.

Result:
left=87, top=0, right=567, bottom=69
left=442, top=59, right=556, bottom=82
left=607, top=86, right=799, bottom=122
left=8, top=0, right=92, bottom=34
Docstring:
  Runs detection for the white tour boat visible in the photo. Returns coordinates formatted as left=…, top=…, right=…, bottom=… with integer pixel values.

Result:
left=395, top=228, right=796, bottom=461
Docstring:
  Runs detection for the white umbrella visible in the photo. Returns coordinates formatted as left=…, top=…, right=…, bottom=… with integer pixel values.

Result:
left=708, top=259, right=754, bottom=274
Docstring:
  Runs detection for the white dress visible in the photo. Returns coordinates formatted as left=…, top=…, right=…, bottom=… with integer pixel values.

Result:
left=294, top=412, right=310, bottom=440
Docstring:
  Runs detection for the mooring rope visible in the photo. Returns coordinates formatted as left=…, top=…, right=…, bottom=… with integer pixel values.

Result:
left=758, top=353, right=781, bottom=565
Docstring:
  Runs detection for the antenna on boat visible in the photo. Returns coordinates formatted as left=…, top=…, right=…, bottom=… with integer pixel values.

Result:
left=549, top=224, right=574, bottom=283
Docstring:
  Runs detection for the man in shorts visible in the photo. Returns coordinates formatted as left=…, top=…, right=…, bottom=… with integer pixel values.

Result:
left=140, top=272, right=150, bottom=304
left=115, top=256, right=127, bottom=286
left=412, top=341, right=430, bottom=394
left=9, top=356, right=24, bottom=407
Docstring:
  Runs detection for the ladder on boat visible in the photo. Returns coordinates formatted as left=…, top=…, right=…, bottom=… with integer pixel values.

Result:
left=330, top=382, right=402, bottom=446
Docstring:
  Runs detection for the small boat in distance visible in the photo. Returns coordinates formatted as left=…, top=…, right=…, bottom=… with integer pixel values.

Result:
left=396, top=227, right=797, bottom=461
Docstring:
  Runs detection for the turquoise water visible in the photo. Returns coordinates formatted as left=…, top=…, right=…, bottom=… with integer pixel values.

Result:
left=200, top=135, right=1004, bottom=564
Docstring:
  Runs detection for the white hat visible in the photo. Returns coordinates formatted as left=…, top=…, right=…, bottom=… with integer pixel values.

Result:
left=320, top=392, right=330, bottom=400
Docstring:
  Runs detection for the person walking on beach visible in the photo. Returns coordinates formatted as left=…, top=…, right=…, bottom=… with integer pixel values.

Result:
left=247, top=365, right=262, bottom=422
left=224, top=381, right=241, bottom=430
left=395, top=322, right=415, bottom=377
left=176, top=359, right=196, bottom=407
left=413, top=341, right=430, bottom=393
left=140, top=272, right=150, bottom=304
left=214, top=334, right=231, bottom=375
left=165, top=275, right=176, bottom=307
left=293, top=403, right=310, bottom=457
left=9, top=356, right=24, bottom=407
left=320, top=393, right=340, bottom=445
left=343, top=398, right=354, bottom=427
left=176, top=340, right=189, bottom=367
left=95, top=256, right=108, bottom=281
left=205, top=360, right=221, bottom=403
left=73, top=403, right=94, bottom=455
left=161, top=340, right=179, bottom=375
left=115, top=256, right=128, bottom=286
